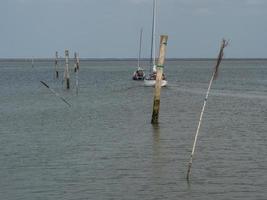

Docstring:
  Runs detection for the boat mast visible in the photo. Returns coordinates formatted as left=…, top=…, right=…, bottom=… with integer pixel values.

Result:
left=153, top=0, right=157, bottom=67
left=138, top=28, right=143, bottom=68
left=150, top=0, right=156, bottom=71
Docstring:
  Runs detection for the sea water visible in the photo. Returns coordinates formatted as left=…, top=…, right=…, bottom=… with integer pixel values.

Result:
left=0, top=59, right=266, bottom=200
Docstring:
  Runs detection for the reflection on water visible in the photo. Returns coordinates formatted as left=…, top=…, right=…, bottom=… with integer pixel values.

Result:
left=152, top=124, right=161, bottom=145
left=152, top=123, right=161, bottom=166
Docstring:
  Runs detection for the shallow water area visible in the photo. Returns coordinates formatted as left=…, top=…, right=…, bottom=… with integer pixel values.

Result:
left=0, top=59, right=266, bottom=200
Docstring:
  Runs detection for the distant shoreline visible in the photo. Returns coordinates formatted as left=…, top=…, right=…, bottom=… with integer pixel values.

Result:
left=0, top=58, right=267, bottom=62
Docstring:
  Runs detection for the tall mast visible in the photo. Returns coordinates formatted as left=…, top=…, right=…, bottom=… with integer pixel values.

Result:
left=153, top=0, right=157, bottom=66
left=150, top=0, right=156, bottom=69
left=138, top=28, right=143, bottom=68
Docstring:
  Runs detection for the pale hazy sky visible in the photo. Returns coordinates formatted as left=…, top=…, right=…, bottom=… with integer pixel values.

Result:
left=1, top=0, right=267, bottom=58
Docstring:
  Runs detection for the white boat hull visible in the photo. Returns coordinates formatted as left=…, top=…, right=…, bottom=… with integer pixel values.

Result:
left=144, top=79, right=167, bottom=87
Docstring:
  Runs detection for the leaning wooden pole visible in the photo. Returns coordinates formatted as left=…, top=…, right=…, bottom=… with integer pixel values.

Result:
left=40, top=81, right=71, bottom=107
left=64, top=49, right=70, bottom=89
left=151, top=35, right=168, bottom=124
left=186, top=39, right=229, bottom=181
left=55, top=51, right=59, bottom=79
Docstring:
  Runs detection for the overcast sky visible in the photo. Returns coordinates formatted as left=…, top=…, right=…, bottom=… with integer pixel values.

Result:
left=1, top=0, right=267, bottom=58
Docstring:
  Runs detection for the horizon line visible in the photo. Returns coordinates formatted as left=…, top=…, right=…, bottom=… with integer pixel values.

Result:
left=0, top=57, right=267, bottom=61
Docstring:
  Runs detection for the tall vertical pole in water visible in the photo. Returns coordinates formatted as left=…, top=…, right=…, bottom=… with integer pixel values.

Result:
left=76, top=53, right=80, bottom=71
left=74, top=52, right=77, bottom=72
left=74, top=52, right=80, bottom=95
left=64, top=49, right=70, bottom=89
left=55, top=51, right=59, bottom=79
left=151, top=35, right=168, bottom=124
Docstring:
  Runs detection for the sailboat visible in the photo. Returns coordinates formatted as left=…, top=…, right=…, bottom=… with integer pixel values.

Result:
left=144, top=0, right=167, bottom=87
left=132, top=28, right=145, bottom=80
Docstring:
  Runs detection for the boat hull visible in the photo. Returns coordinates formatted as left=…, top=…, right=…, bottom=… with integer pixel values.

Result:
left=133, top=76, right=145, bottom=80
left=144, top=79, right=167, bottom=87
left=132, top=69, right=145, bottom=80
left=132, top=73, right=145, bottom=80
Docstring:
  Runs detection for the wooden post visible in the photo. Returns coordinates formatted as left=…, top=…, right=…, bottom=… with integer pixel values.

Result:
left=76, top=53, right=80, bottom=71
left=74, top=52, right=77, bottom=72
left=186, top=39, right=229, bottom=181
left=74, top=52, right=80, bottom=95
left=64, top=49, right=70, bottom=89
left=40, top=81, right=71, bottom=107
left=55, top=51, right=59, bottom=79
left=151, top=35, right=168, bottom=124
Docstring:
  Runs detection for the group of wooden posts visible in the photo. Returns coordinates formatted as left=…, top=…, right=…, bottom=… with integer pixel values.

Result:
left=151, top=35, right=228, bottom=181
left=50, top=35, right=227, bottom=181
left=54, top=50, right=80, bottom=94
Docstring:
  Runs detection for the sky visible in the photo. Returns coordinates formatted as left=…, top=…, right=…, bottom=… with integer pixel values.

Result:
left=1, top=0, right=267, bottom=58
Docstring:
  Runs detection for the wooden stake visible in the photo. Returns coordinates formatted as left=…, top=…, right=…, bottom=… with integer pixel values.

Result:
left=151, top=35, right=168, bottom=124
left=74, top=52, right=80, bottom=95
left=74, top=52, right=77, bottom=72
left=40, top=81, right=71, bottom=107
left=186, top=39, right=229, bottom=181
left=64, top=49, right=70, bottom=89
left=76, top=53, right=80, bottom=71
left=55, top=51, right=59, bottom=79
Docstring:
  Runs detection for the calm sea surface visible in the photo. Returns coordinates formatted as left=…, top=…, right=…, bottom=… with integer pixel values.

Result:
left=0, top=59, right=266, bottom=200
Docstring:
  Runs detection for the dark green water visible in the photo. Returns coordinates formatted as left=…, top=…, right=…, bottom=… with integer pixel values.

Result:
left=0, top=59, right=266, bottom=200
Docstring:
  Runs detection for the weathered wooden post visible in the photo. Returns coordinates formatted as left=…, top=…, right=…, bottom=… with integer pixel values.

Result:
left=76, top=53, right=80, bottom=71
left=151, top=35, right=168, bottom=124
left=74, top=52, right=77, bottom=72
left=55, top=51, right=59, bottom=79
left=64, top=49, right=70, bottom=89
left=74, top=52, right=80, bottom=95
